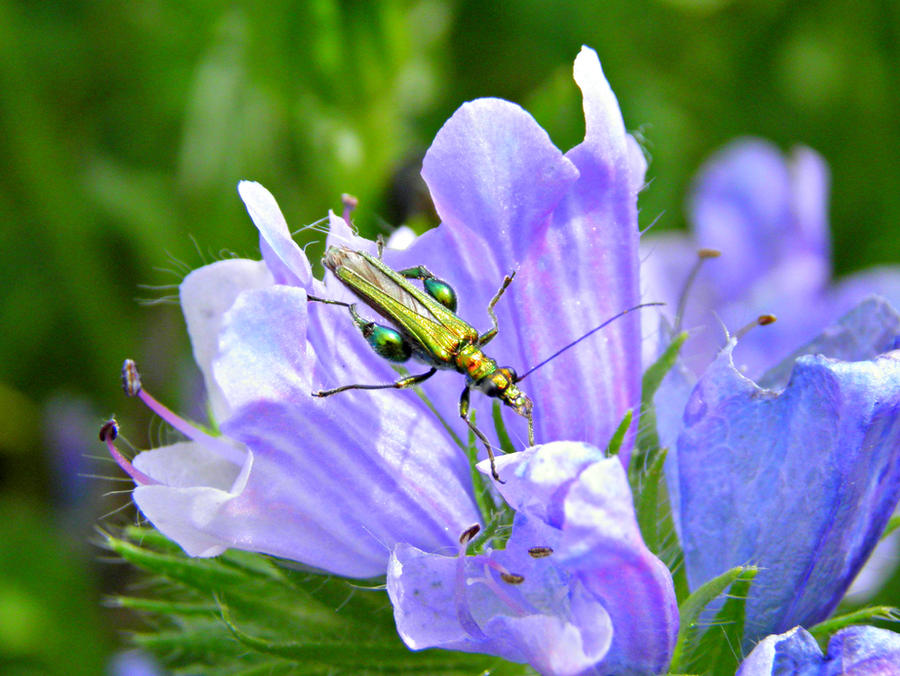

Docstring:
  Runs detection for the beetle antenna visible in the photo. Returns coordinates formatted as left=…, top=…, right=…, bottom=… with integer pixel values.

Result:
left=516, top=302, right=664, bottom=382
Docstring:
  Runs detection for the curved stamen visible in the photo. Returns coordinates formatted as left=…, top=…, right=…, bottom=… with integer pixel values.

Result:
left=473, top=559, right=531, bottom=616
left=341, top=193, right=358, bottom=229
left=121, top=360, right=246, bottom=466
left=100, top=418, right=159, bottom=486
left=674, top=248, right=721, bottom=334
left=735, top=314, right=777, bottom=341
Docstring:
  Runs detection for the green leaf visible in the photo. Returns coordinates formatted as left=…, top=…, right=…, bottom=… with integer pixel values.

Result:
left=465, top=408, right=495, bottom=526
left=808, top=606, right=900, bottom=642
left=637, top=331, right=688, bottom=454
left=105, top=530, right=250, bottom=590
left=492, top=399, right=517, bottom=455
left=218, top=600, right=498, bottom=672
left=669, top=565, right=757, bottom=672
left=110, top=596, right=218, bottom=616
left=111, top=526, right=526, bottom=675
left=882, top=514, right=900, bottom=540
left=634, top=447, right=666, bottom=553
left=689, top=567, right=757, bottom=674
left=605, top=408, right=633, bottom=458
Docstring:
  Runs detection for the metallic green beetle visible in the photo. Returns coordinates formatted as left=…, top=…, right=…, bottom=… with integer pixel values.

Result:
left=309, top=245, right=531, bottom=481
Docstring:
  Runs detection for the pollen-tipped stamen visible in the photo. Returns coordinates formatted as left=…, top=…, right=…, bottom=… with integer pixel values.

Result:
left=120, top=359, right=245, bottom=465
left=99, top=418, right=158, bottom=486
left=735, top=314, right=777, bottom=341
left=341, top=193, right=358, bottom=229
left=674, top=248, right=721, bottom=334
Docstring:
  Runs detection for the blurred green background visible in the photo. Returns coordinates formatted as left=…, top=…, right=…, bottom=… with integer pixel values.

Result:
left=0, top=1, right=897, bottom=673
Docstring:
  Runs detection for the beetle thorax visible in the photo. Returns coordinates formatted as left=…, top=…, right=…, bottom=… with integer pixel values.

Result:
left=456, top=343, right=497, bottom=382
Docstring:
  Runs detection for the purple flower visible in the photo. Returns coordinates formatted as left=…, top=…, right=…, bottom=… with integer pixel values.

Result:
left=736, top=625, right=900, bottom=675
left=643, top=138, right=900, bottom=647
left=642, top=138, right=900, bottom=378
left=660, top=310, right=900, bottom=645
left=106, top=44, right=652, bottom=597
left=387, top=442, right=678, bottom=676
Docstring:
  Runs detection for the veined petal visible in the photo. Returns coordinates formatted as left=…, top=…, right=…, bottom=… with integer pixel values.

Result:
left=212, top=285, right=479, bottom=577
left=514, top=46, right=644, bottom=462
left=180, top=258, right=273, bottom=421
left=380, top=49, right=645, bottom=460
left=737, top=626, right=900, bottom=675
left=674, top=339, right=900, bottom=643
left=421, top=97, right=579, bottom=270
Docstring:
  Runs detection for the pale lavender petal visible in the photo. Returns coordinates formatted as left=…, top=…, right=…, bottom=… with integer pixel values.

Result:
left=238, top=180, right=312, bottom=287
left=675, top=341, right=900, bottom=643
left=180, top=258, right=273, bottom=421
left=213, top=286, right=479, bottom=577
left=390, top=443, right=677, bottom=674
left=735, top=626, right=822, bottom=675
left=737, top=626, right=900, bottom=676
left=789, top=145, right=830, bottom=264
left=825, top=626, right=900, bottom=674
left=212, top=286, right=314, bottom=409
left=133, top=441, right=252, bottom=558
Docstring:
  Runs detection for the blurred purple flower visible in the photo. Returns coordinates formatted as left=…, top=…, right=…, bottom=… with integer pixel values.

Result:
left=659, top=306, right=900, bottom=646
left=736, top=625, right=900, bottom=675
left=388, top=442, right=677, bottom=676
left=107, top=42, right=651, bottom=607
left=642, top=138, right=900, bottom=377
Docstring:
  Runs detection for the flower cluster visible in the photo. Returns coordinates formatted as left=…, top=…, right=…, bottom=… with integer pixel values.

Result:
left=106, top=46, right=900, bottom=675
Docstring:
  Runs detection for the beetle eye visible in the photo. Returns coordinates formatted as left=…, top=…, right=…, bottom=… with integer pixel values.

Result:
left=503, top=367, right=518, bottom=382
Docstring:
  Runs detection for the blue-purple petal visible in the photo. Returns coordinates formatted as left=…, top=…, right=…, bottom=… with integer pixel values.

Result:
left=689, top=139, right=829, bottom=301
left=674, top=340, right=900, bottom=643
left=737, top=626, right=900, bottom=676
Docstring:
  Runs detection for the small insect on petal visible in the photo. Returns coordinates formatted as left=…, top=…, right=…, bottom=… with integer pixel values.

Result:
left=500, top=572, right=525, bottom=585
left=459, top=524, right=481, bottom=545
left=122, top=359, right=142, bottom=397
left=99, top=418, right=119, bottom=442
left=528, top=546, right=554, bottom=558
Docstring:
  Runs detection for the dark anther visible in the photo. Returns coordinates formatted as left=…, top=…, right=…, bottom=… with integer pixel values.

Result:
left=758, top=314, right=777, bottom=326
left=459, top=524, right=481, bottom=545
left=697, top=248, right=721, bottom=259
left=500, top=572, right=524, bottom=585
left=527, top=546, right=554, bottom=558
left=99, top=419, right=119, bottom=442
left=122, top=359, right=142, bottom=397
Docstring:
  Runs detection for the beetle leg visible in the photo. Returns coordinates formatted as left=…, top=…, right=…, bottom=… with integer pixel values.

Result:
left=313, top=367, right=436, bottom=397
left=459, top=387, right=501, bottom=482
left=478, top=270, right=516, bottom=346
